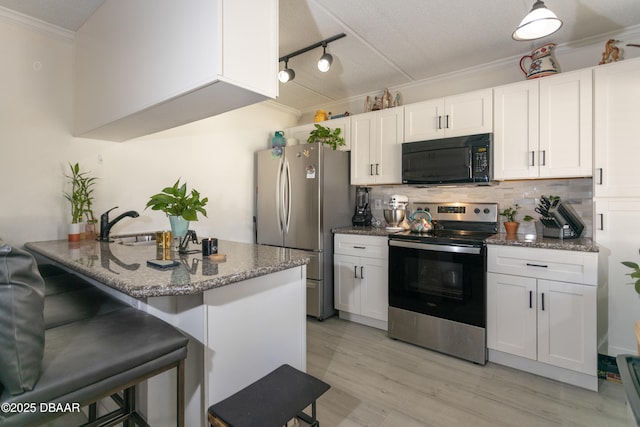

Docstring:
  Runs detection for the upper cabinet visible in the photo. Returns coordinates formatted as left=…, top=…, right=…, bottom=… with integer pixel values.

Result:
left=493, top=69, right=592, bottom=180
left=284, top=118, right=351, bottom=151
left=594, top=58, right=640, bottom=198
left=403, top=89, right=492, bottom=142
left=351, top=108, right=404, bottom=185
left=74, top=0, right=278, bottom=141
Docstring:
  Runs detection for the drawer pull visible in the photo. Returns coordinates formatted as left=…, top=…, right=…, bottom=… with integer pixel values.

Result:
left=526, top=263, right=548, bottom=268
left=352, top=245, right=366, bottom=249
left=529, top=290, right=533, bottom=309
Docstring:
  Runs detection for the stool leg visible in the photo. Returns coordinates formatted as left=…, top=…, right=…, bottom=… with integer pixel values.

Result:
left=177, top=360, right=185, bottom=427
left=88, top=402, right=97, bottom=421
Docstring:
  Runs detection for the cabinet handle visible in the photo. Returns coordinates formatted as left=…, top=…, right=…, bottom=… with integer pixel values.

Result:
left=354, top=266, right=358, bottom=278
left=541, top=293, right=545, bottom=311
left=529, top=290, right=533, bottom=309
left=540, top=150, right=546, bottom=166
left=445, top=114, right=450, bottom=129
left=597, top=168, right=603, bottom=185
left=360, top=266, right=364, bottom=279
left=376, top=163, right=380, bottom=175
left=352, top=245, right=366, bottom=249
left=597, top=213, right=604, bottom=231
left=526, top=263, right=548, bottom=268
left=370, top=164, right=374, bottom=176
left=437, top=116, right=442, bottom=130
left=530, top=151, right=535, bottom=166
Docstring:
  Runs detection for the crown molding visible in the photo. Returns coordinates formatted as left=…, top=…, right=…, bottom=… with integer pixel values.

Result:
left=0, top=6, right=74, bottom=41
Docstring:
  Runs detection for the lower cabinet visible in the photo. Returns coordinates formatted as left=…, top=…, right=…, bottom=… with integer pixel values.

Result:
left=334, top=234, right=388, bottom=330
left=486, top=245, right=598, bottom=391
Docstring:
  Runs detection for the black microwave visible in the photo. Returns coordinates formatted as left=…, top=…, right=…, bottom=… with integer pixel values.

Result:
left=402, top=133, right=493, bottom=185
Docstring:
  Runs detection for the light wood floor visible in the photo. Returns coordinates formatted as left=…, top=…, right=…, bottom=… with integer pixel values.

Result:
left=306, top=317, right=632, bottom=427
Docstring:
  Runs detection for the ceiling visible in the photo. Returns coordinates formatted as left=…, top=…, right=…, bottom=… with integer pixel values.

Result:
left=2, top=0, right=640, bottom=113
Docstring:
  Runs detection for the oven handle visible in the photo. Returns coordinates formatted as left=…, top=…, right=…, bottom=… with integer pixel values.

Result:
left=389, top=239, right=482, bottom=254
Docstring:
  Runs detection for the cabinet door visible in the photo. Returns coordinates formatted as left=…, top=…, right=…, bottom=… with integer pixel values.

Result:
left=445, top=89, right=493, bottom=137
left=360, top=256, right=389, bottom=322
left=594, top=58, right=640, bottom=197
left=487, top=272, right=537, bottom=360
left=539, top=69, right=593, bottom=178
left=594, top=198, right=640, bottom=355
left=537, top=279, right=597, bottom=374
left=493, top=80, right=539, bottom=180
left=328, top=117, right=351, bottom=151
left=403, top=98, right=444, bottom=142
left=375, top=108, right=404, bottom=185
left=284, top=123, right=316, bottom=145
left=350, top=111, right=376, bottom=185
left=334, top=254, right=360, bottom=313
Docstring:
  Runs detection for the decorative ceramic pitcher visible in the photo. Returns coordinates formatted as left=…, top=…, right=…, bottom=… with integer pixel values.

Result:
left=519, top=43, right=559, bottom=79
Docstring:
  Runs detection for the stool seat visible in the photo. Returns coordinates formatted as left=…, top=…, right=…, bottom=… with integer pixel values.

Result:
left=207, top=364, right=330, bottom=427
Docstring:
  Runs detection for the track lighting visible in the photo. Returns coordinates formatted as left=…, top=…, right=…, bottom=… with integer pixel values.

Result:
left=513, top=0, right=563, bottom=41
left=317, top=44, right=333, bottom=72
left=278, top=59, right=295, bottom=83
left=278, top=33, right=346, bottom=83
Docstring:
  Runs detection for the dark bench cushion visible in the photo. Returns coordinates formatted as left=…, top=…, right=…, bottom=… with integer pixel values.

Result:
left=0, top=240, right=45, bottom=396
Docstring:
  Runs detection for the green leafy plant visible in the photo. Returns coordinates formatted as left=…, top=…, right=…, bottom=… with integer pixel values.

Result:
left=499, top=204, right=534, bottom=223
left=145, top=179, right=208, bottom=221
left=64, top=162, right=98, bottom=224
left=307, top=124, right=345, bottom=150
left=622, top=249, right=640, bottom=295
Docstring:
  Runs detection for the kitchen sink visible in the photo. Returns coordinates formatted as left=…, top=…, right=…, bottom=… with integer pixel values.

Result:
left=113, top=233, right=156, bottom=246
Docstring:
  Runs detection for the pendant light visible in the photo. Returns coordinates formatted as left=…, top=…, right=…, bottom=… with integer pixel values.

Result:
left=512, top=0, right=563, bottom=41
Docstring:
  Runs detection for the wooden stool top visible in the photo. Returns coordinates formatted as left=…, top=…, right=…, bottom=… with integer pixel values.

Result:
left=208, top=364, right=330, bottom=427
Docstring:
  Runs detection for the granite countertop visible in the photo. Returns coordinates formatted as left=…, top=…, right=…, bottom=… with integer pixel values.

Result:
left=332, top=226, right=402, bottom=236
left=485, top=234, right=598, bottom=252
left=25, top=239, right=310, bottom=298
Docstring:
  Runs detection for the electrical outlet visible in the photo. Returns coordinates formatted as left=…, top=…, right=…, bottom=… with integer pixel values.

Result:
left=374, top=199, right=382, bottom=210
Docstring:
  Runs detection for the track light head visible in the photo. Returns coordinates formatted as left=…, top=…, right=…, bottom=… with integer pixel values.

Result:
left=278, top=59, right=295, bottom=83
left=317, top=45, right=333, bottom=72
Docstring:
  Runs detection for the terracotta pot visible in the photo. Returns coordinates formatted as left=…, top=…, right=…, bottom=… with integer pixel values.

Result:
left=504, top=221, right=520, bottom=235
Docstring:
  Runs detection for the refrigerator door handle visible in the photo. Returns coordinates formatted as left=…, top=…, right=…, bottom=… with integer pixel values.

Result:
left=276, top=157, right=285, bottom=233
left=284, top=159, right=292, bottom=233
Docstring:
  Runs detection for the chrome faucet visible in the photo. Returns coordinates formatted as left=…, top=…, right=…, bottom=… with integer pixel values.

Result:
left=99, top=207, right=140, bottom=241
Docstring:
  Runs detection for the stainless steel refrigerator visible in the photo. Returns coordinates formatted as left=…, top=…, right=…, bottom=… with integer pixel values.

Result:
left=256, top=143, right=351, bottom=320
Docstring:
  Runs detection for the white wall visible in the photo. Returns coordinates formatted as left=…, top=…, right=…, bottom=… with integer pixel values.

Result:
left=0, top=18, right=299, bottom=247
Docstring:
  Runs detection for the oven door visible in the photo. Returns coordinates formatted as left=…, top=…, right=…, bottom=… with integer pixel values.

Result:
left=388, top=240, right=486, bottom=327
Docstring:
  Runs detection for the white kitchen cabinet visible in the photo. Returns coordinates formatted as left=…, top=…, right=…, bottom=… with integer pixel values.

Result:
left=334, top=234, right=388, bottom=330
left=403, top=89, right=492, bottom=142
left=594, top=199, right=640, bottom=355
left=75, top=0, right=277, bottom=141
left=284, top=117, right=351, bottom=151
left=493, top=69, right=593, bottom=180
left=487, top=245, right=598, bottom=391
left=350, top=108, right=403, bottom=185
left=594, top=57, right=640, bottom=198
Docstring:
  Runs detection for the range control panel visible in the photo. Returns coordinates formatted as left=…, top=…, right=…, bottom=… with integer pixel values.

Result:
left=410, top=202, right=498, bottom=223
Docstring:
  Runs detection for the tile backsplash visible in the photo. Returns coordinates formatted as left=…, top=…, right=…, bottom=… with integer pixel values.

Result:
left=364, top=178, right=593, bottom=237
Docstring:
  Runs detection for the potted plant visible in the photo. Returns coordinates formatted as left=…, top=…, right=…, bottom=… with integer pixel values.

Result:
left=307, top=124, right=345, bottom=150
left=64, top=162, right=98, bottom=241
left=622, top=250, right=640, bottom=295
left=145, top=179, right=208, bottom=237
left=499, top=204, right=534, bottom=235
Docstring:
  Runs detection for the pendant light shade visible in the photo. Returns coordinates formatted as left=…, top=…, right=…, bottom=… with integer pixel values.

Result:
left=512, top=0, right=563, bottom=41
left=317, top=46, right=333, bottom=72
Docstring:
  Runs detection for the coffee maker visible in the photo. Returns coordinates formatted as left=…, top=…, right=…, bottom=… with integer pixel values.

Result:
left=352, top=187, right=372, bottom=226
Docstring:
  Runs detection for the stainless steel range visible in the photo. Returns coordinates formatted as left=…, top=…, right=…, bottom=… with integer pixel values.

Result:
left=387, top=202, right=498, bottom=365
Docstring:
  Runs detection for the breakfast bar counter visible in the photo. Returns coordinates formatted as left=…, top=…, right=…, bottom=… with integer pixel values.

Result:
left=25, top=238, right=310, bottom=427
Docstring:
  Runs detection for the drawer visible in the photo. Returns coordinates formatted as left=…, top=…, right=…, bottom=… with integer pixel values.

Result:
left=487, top=245, right=597, bottom=286
left=334, top=234, right=388, bottom=259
